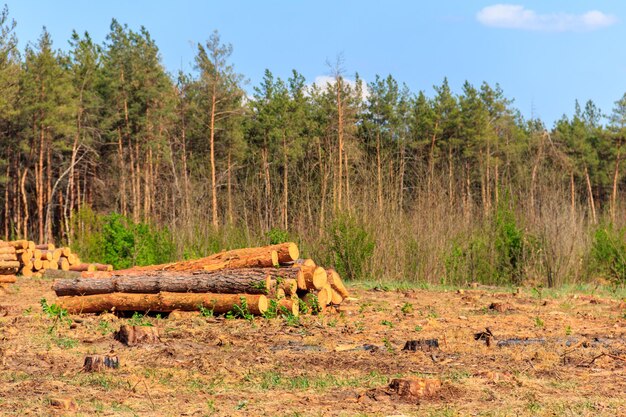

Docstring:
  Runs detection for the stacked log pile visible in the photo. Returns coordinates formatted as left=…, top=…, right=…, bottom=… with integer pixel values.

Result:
left=7, top=240, right=112, bottom=277
left=0, top=240, right=19, bottom=283
left=53, top=242, right=350, bottom=317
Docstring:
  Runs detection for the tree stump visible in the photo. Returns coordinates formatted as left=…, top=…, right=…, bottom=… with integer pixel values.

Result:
left=83, top=354, right=119, bottom=371
left=115, top=325, right=160, bottom=346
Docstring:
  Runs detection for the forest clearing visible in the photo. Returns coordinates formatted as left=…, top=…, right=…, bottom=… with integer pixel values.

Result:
left=0, top=244, right=625, bottom=416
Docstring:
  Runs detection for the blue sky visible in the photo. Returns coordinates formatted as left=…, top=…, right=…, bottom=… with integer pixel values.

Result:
left=4, top=1, right=625, bottom=126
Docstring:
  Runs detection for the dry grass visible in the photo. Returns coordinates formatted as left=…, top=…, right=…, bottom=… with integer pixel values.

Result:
left=0, top=275, right=625, bottom=416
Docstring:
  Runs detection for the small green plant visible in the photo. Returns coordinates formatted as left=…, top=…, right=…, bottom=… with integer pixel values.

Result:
left=591, top=225, right=626, bottom=285
left=382, top=337, right=394, bottom=352
left=401, top=302, right=414, bottom=315
left=22, top=307, right=32, bottom=316
left=53, top=335, right=78, bottom=349
left=534, top=316, right=545, bottom=328
left=381, top=320, right=394, bottom=328
left=327, top=318, right=338, bottom=327
left=235, top=400, right=248, bottom=410
left=97, top=320, right=114, bottom=335
left=565, top=325, right=572, bottom=336
left=40, top=298, right=71, bottom=333
left=229, top=297, right=254, bottom=321
left=128, top=312, right=153, bottom=327
left=354, top=321, right=365, bottom=332
left=414, top=325, right=423, bottom=332
left=198, top=305, right=214, bottom=318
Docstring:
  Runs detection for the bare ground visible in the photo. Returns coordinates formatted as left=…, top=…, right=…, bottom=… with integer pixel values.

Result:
left=0, top=276, right=625, bottom=416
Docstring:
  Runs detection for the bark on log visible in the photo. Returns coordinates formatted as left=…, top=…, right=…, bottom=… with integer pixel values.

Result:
left=0, top=260, right=20, bottom=269
left=326, top=268, right=350, bottom=298
left=0, top=275, right=17, bottom=283
left=43, top=269, right=81, bottom=280
left=0, top=246, right=16, bottom=255
left=58, top=292, right=268, bottom=315
left=114, top=242, right=299, bottom=274
left=53, top=270, right=273, bottom=297
left=0, top=253, right=18, bottom=261
left=36, top=243, right=55, bottom=251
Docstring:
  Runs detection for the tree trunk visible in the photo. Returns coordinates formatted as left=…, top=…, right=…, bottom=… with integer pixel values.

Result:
left=53, top=269, right=279, bottom=296
left=336, top=78, right=344, bottom=211
left=116, top=242, right=299, bottom=273
left=282, top=132, right=288, bottom=230
left=209, top=82, right=218, bottom=228
left=611, top=145, right=621, bottom=223
left=58, top=292, right=268, bottom=315
left=570, top=171, right=576, bottom=224
left=376, top=131, right=383, bottom=211
left=584, top=165, right=597, bottom=224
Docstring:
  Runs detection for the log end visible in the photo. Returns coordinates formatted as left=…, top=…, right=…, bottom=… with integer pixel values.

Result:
left=312, top=267, right=328, bottom=290
left=287, top=242, right=299, bottom=262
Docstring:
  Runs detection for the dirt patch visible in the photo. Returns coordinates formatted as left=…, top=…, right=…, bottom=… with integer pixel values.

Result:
left=0, top=278, right=625, bottom=416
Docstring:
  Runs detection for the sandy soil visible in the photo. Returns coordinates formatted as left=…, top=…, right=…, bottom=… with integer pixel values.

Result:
left=0, top=276, right=625, bottom=416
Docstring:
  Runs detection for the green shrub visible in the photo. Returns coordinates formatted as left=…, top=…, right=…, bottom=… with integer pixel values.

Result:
left=266, top=227, right=290, bottom=244
left=443, top=205, right=527, bottom=286
left=327, top=213, right=375, bottom=280
left=591, top=225, right=626, bottom=284
left=71, top=207, right=176, bottom=269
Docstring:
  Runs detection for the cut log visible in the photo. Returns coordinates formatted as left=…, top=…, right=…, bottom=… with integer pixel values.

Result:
left=9, top=240, right=34, bottom=250
left=58, top=258, right=70, bottom=271
left=277, top=298, right=299, bottom=316
left=318, top=285, right=332, bottom=307
left=32, top=259, right=43, bottom=270
left=0, top=275, right=17, bottom=283
left=53, top=270, right=275, bottom=297
left=83, top=354, right=119, bottom=371
left=326, top=269, right=350, bottom=299
left=40, top=250, right=59, bottom=262
left=58, top=292, right=268, bottom=315
left=329, top=288, right=343, bottom=305
left=36, top=243, right=55, bottom=251
left=0, top=260, right=20, bottom=269
left=113, top=243, right=299, bottom=274
left=91, top=263, right=113, bottom=272
left=67, top=253, right=80, bottom=265
left=18, top=250, right=32, bottom=264
left=69, top=263, right=97, bottom=272
left=0, top=246, right=16, bottom=255
left=0, top=253, right=18, bottom=262
left=47, top=259, right=59, bottom=270
left=41, top=260, right=51, bottom=270
left=293, top=265, right=328, bottom=290
left=20, top=266, right=33, bottom=278
left=32, top=249, right=42, bottom=261
left=60, top=247, right=72, bottom=257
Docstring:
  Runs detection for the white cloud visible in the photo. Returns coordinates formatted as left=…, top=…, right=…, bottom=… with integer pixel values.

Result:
left=476, top=4, right=617, bottom=32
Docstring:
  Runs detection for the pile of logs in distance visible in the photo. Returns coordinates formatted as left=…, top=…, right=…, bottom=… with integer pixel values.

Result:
left=0, top=240, right=19, bottom=284
left=53, top=242, right=350, bottom=318
left=6, top=240, right=112, bottom=278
